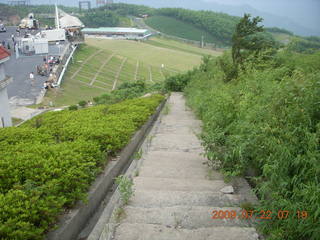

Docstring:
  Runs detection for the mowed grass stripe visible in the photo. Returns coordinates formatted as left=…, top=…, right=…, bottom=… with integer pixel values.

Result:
left=113, top=57, right=127, bottom=90
left=71, top=49, right=104, bottom=79
left=90, top=53, right=116, bottom=86
left=119, top=58, right=137, bottom=83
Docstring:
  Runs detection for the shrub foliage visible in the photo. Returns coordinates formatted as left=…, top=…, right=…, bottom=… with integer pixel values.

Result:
left=183, top=50, right=320, bottom=239
left=0, top=95, right=164, bottom=239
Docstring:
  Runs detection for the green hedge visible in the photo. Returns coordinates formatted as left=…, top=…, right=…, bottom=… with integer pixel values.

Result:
left=0, top=94, right=164, bottom=239
left=184, top=51, right=320, bottom=239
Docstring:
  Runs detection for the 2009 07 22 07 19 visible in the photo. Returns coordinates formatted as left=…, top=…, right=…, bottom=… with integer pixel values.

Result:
left=211, top=210, right=308, bottom=220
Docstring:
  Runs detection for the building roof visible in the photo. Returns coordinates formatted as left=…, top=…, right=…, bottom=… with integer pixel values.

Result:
left=0, top=46, right=10, bottom=62
left=82, top=27, right=149, bottom=34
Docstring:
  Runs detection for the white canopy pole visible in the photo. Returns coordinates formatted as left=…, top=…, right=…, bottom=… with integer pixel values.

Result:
left=55, top=3, right=60, bottom=29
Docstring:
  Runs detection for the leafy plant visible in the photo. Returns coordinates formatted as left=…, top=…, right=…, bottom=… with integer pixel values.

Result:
left=184, top=48, right=320, bottom=239
left=115, top=175, right=134, bottom=205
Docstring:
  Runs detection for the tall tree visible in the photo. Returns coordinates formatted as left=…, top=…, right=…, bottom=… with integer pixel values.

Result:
left=232, top=14, right=264, bottom=65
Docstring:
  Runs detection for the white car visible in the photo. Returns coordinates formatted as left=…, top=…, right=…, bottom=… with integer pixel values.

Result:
left=0, top=24, right=6, bottom=32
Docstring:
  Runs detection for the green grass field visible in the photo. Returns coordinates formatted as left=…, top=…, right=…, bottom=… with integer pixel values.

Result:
left=43, top=37, right=220, bottom=107
left=145, top=16, right=216, bottom=44
left=145, top=37, right=223, bottom=57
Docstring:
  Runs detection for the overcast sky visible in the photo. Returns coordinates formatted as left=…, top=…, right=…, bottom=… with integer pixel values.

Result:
left=204, top=0, right=320, bottom=30
left=2, top=0, right=318, bottom=35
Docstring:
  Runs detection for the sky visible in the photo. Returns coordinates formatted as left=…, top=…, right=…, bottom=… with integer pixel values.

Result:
left=204, top=0, right=320, bottom=31
left=1, top=0, right=319, bottom=35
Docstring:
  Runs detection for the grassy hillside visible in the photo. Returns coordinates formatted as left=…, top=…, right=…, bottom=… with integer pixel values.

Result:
left=86, top=38, right=206, bottom=71
left=165, top=49, right=320, bottom=239
left=145, top=16, right=216, bottom=44
left=146, top=37, right=223, bottom=56
left=43, top=37, right=218, bottom=107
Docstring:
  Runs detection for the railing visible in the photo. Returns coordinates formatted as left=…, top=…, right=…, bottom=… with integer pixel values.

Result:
left=55, top=44, right=78, bottom=86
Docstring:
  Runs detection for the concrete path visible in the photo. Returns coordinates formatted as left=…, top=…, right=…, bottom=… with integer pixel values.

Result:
left=108, top=93, right=259, bottom=240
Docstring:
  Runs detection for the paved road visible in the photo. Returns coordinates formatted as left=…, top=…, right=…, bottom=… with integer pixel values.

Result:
left=0, top=26, right=47, bottom=105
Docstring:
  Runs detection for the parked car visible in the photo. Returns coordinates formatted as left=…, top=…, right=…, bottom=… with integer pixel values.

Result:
left=0, top=24, right=6, bottom=32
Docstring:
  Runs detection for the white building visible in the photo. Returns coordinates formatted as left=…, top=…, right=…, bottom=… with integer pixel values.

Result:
left=82, top=27, right=152, bottom=40
left=0, top=46, right=12, bottom=128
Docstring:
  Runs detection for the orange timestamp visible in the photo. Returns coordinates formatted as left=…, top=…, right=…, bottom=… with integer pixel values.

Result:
left=211, top=209, right=308, bottom=220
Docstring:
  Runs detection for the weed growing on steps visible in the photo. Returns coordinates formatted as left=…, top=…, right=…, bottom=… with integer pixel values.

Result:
left=115, top=175, right=134, bottom=205
left=114, top=207, right=126, bottom=223
left=133, top=149, right=143, bottom=160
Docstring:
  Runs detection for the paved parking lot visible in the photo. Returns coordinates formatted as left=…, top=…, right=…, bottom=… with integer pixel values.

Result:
left=0, top=26, right=67, bottom=106
left=0, top=27, right=47, bottom=105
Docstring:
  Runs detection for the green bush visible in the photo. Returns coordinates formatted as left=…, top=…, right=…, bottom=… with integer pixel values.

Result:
left=78, top=100, right=87, bottom=107
left=68, top=105, right=78, bottom=111
left=184, top=50, right=320, bottom=239
left=93, top=80, right=163, bottom=105
left=164, top=71, right=194, bottom=92
left=0, top=94, right=164, bottom=239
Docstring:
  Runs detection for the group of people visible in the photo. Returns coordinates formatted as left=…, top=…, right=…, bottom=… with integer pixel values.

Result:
left=29, top=70, right=57, bottom=90
left=1, top=32, right=21, bottom=51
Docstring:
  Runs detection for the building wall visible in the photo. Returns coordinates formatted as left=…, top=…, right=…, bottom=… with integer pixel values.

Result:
left=0, top=63, right=5, bottom=80
left=0, top=63, right=12, bottom=128
left=0, top=87, right=12, bottom=127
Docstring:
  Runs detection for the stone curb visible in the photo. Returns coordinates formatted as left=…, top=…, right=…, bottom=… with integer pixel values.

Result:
left=46, top=98, right=167, bottom=240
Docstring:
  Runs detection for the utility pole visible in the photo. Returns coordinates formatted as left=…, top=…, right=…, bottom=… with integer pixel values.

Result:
left=201, top=35, right=204, bottom=48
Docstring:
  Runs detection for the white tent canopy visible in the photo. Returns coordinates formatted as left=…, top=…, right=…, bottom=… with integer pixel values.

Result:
left=59, top=15, right=84, bottom=29
left=55, top=8, right=84, bottom=29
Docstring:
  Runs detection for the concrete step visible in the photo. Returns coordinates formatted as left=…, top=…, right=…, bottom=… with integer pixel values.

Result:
left=121, top=206, right=252, bottom=229
left=150, top=134, right=203, bottom=152
left=139, top=151, right=223, bottom=179
left=160, top=117, right=202, bottom=127
left=139, top=165, right=209, bottom=179
left=161, top=111, right=195, bottom=119
left=155, top=124, right=200, bottom=135
left=113, top=223, right=259, bottom=240
left=129, top=190, right=243, bottom=208
left=144, top=151, right=208, bottom=163
left=133, top=177, right=228, bottom=192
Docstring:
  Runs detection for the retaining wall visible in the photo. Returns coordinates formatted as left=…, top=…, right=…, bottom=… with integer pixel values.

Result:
left=46, top=98, right=167, bottom=240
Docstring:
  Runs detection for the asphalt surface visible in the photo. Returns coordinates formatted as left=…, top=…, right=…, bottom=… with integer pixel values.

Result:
left=0, top=26, right=66, bottom=105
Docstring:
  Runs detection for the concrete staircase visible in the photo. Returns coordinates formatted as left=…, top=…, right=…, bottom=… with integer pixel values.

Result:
left=110, top=93, right=259, bottom=240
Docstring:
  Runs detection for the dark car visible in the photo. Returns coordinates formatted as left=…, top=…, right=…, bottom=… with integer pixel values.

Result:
left=0, top=24, right=6, bottom=32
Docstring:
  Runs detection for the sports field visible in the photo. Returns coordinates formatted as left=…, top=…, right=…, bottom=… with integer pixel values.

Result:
left=43, top=37, right=221, bottom=107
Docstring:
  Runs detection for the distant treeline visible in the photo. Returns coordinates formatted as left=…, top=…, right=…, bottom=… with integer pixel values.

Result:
left=101, top=3, right=240, bottom=45
left=80, top=10, right=120, bottom=28
left=0, top=4, right=78, bottom=19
